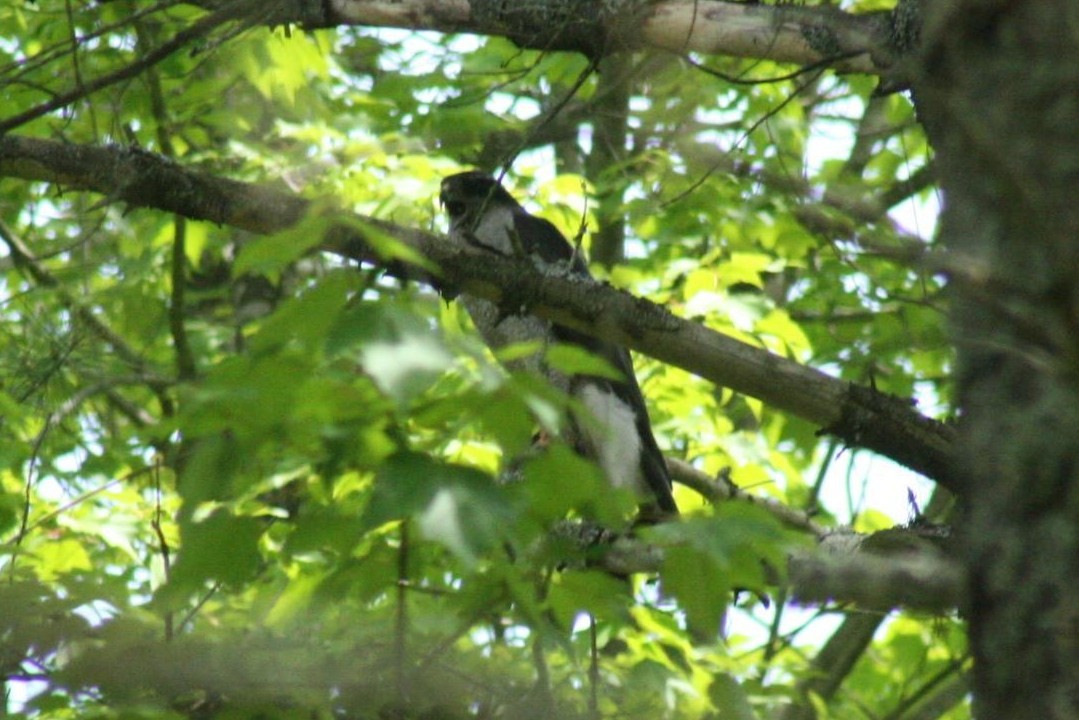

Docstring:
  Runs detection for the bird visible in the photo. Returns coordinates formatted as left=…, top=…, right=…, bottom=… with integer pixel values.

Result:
left=439, top=170, right=677, bottom=520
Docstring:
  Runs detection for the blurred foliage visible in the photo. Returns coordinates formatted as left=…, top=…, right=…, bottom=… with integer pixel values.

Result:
left=0, top=1, right=963, bottom=719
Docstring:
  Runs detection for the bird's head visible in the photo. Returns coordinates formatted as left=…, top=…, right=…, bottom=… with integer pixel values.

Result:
left=439, top=170, right=517, bottom=226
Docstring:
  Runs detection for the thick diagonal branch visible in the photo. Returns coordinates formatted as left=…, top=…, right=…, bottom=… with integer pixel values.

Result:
left=0, top=135, right=956, bottom=488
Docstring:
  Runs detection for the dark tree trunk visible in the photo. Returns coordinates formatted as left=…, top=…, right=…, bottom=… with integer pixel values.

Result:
left=915, top=2, right=1079, bottom=717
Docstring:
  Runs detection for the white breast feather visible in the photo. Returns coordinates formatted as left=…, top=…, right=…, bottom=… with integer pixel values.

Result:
left=453, top=204, right=557, bottom=379
left=575, top=384, right=644, bottom=495
left=456, top=204, right=516, bottom=255
left=454, top=202, right=647, bottom=498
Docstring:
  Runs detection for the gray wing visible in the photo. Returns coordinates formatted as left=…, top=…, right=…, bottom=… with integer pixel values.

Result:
left=554, top=324, right=678, bottom=515
left=512, top=210, right=677, bottom=515
left=512, top=210, right=591, bottom=276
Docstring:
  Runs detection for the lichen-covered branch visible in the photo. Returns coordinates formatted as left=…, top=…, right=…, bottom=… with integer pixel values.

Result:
left=0, top=134, right=956, bottom=488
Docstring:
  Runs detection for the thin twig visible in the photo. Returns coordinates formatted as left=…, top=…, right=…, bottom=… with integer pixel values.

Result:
left=0, top=0, right=256, bottom=134
left=178, top=582, right=221, bottom=631
left=0, top=218, right=170, bottom=387
left=152, top=462, right=174, bottom=641
left=684, top=49, right=863, bottom=86
left=497, top=57, right=599, bottom=176
left=0, top=1, right=180, bottom=83
left=395, top=519, right=410, bottom=707
left=663, top=66, right=829, bottom=208
left=63, top=0, right=97, bottom=135
left=588, top=615, right=600, bottom=720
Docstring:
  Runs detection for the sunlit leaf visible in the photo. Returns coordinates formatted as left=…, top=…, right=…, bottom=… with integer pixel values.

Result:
left=233, top=208, right=333, bottom=279
left=362, top=452, right=513, bottom=564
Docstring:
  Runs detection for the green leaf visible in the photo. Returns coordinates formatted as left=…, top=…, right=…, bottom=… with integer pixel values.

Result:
left=361, top=331, right=452, bottom=406
left=32, top=539, right=93, bottom=581
left=710, top=674, right=761, bottom=720
left=547, top=570, right=632, bottom=628
left=174, top=432, right=244, bottom=507
left=340, top=215, right=439, bottom=272
left=264, top=572, right=326, bottom=629
left=0, top=5, right=960, bottom=714
left=329, top=302, right=453, bottom=406
left=474, top=381, right=548, bottom=458
left=233, top=208, right=331, bottom=279
left=248, top=269, right=352, bottom=353
left=660, top=544, right=728, bottom=642
left=284, top=506, right=363, bottom=556
left=362, top=452, right=513, bottom=564
left=545, top=343, right=625, bottom=380
left=169, top=509, right=264, bottom=589
left=521, top=445, right=635, bottom=526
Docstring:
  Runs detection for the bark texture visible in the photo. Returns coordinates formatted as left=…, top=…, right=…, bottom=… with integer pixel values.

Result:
left=0, top=135, right=957, bottom=491
left=916, top=2, right=1079, bottom=717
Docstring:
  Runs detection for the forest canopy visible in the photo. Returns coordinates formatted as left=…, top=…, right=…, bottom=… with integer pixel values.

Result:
left=0, top=1, right=992, bottom=718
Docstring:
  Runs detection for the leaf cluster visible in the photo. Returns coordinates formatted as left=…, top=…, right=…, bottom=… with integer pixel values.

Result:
left=0, top=2, right=963, bottom=719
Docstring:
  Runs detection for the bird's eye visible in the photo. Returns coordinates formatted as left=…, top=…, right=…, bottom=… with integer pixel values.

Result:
left=444, top=200, right=466, bottom=217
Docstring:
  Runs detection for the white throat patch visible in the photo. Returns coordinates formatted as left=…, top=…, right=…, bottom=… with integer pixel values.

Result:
left=454, top=204, right=517, bottom=256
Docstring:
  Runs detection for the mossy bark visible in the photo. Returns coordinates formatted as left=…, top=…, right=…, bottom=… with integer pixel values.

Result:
left=915, top=2, right=1079, bottom=717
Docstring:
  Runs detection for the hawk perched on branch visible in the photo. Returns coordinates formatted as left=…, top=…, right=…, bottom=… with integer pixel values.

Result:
left=440, top=170, right=677, bottom=519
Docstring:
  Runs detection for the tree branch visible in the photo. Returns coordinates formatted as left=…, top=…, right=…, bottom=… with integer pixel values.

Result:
left=780, top=613, right=884, bottom=720
left=669, top=458, right=826, bottom=537
left=598, top=524, right=962, bottom=612
left=0, top=216, right=169, bottom=387
left=0, top=0, right=261, bottom=135
left=298, top=0, right=892, bottom=74
left=788, top=537, right=963, bottom=612
left=0, top=134, right=956, bottom=489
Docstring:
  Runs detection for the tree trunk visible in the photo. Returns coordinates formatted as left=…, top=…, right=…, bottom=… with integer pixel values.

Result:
left=916, top=2, right=1079, bottom=717
left=585, top=54, right=632, bottom=268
